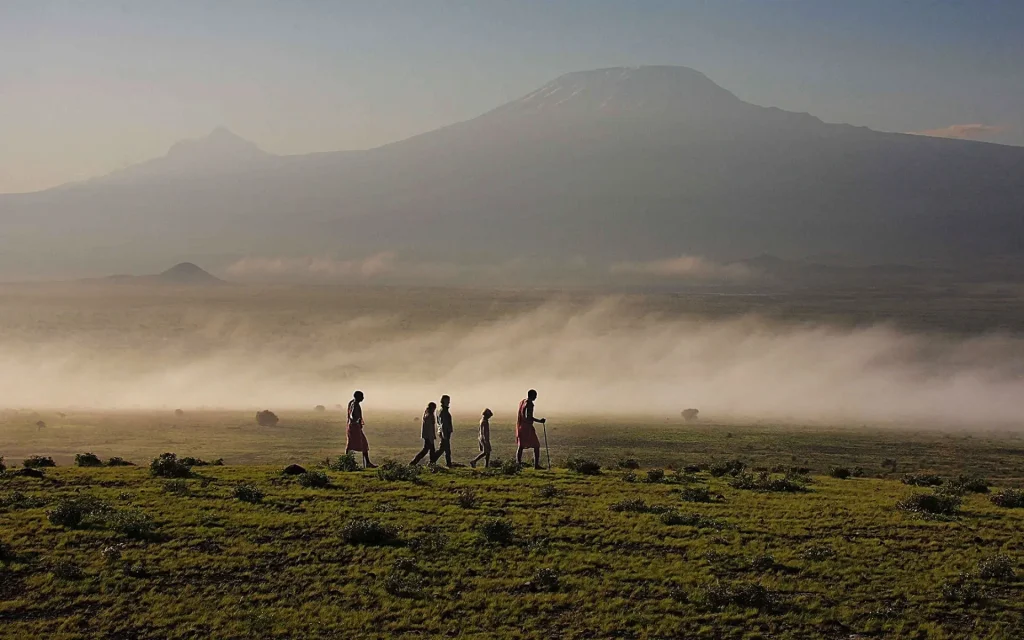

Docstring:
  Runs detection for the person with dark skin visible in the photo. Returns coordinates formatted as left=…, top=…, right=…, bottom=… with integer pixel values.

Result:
left=516, top=389, right=546, bottom=469
left=470, top=408, right=493, bottom=469
left=346, top=390, right=376, bottom=469
left=431, top=394, right=454, bottom=467
left=410, top=402, right=438, bottom=465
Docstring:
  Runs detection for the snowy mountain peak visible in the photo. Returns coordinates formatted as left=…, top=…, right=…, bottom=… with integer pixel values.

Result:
left=494, top=65, right=746, bottom=117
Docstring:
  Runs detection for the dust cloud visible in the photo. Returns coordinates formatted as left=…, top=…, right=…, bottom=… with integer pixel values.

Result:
left=1, top=297, right=1023, bottom=427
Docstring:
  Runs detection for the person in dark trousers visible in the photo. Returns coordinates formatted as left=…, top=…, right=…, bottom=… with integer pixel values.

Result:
left=470, top=408, right=493, bottom=468
left=346, top=390, right=376, bottom=469
left=516, top=389, right=545, bottom=469
left=410, top=402, right=437, bottom=465
left=431, top=394, right=454, bottom=467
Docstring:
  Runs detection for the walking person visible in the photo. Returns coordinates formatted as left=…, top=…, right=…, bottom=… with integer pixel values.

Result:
left=431, top=394, right=454, bottom=467
left=410, top=402, right=438, bottom=465
left=346, top=390, right=376, bottom=469
left=470, top=408, right=493, bottom=469
left=516, top=389, right=545, bottom=469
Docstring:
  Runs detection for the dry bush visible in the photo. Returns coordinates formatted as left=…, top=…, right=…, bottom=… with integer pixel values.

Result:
left=255, top=410, right=279, bottom=427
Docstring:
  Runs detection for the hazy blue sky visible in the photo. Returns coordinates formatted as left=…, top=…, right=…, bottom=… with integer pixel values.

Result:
left=2, top=0, right=1022, bottom=193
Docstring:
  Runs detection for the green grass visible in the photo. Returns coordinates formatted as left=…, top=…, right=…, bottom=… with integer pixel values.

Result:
left=2, top=462, right=1023, bottom=638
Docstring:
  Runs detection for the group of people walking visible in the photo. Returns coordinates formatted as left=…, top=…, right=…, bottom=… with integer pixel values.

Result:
left=343, top=389, right=547, bottom=469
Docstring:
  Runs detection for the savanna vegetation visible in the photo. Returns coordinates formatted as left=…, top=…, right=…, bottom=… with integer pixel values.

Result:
left=2, top=454, right=1023, bottom=639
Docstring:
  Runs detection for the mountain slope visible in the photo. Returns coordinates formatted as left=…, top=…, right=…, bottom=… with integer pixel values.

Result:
left=1, top=66, right=1022, bottom=281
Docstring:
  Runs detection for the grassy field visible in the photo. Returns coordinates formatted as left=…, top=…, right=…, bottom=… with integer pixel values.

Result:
left=2, top=456, right=1023, bottom=639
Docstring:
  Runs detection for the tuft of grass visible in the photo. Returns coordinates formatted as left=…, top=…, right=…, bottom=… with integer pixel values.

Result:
left=51, top=560, right=84, bottom=581
left=679, top=486, right=715, bottom=503
left=536, top=484, right=561, bottom=499
left=340, top=518, right=399, bottom=546
left=645, top=469, right=665, bottom=483
left=694, top=581, right=782, bottom=612
left=748, top=553, right=778, bottom=572
left=616, top=458, right=640, bottom=470
left=163, top=479, right=190, bottom=496
left=382, top=570, right=424, bottom=599
left=0, top=456, right=5, bottom=474
left=800, top=545, right=836, bottom=562
left=106, top=457, right=134, bottom=467
left=659, top=511, right=724, bottom=529
left=478, top=518, right=515, bottom=545
left=499, top=459, right=521, bottom=476
left=297, top=470, right=331, bottom=488
left=22, top=456, right=56, bottom=469
left=622, top=471, right=637, bottom=483
left=455, top=488, right=478, bottom=509
left=528, top=568, right=560, bottom=592
left=233, top=484, right=264, bottom=504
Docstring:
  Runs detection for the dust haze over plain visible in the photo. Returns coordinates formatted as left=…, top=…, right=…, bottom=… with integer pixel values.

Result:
left=2, top=292, right=1023, bottom=428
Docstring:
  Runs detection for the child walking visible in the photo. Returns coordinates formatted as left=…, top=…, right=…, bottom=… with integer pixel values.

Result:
left=470, top=408, right=493, bottom=468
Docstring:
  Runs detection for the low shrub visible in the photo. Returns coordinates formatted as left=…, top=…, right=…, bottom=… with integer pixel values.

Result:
left=51, top=560, right=84, bottom=581
left=978, top=555, right=1015, bottom=581
left=610, top=497, right=651, bottom=513
left=902, top=473, right=943, bottom=487
left=940, top=572, right=984, bottom=605
left=163, top=479, right=190, bottom=496
left=709, top=460, right=745, bottom=477
left=298, top=471, right=331, bottom=488
left=0, top=491, right=46, bottom=510
left=180, top=456, right=222, bottom=467
left=376, top=460, right=420, bottom=482
left=990, top=489, right=1024, bottom=509
left=341, top=518, right=399, bottom=546
left=565, top=456, right=601, bottom=476
left=328, top=453, right=359, bottom=472
left=897, top=491, right=961, bottom=516
left=47, top=499, right=85, bottom=528
left=616, top=458, right=640, bottom=470
left=679, top=486, right=715, bottom=503
left=408, top=530, right=448, bottom=553
left=75, top=452, right=103, bottom=467
left=455, top=489, right=477, bottom=509
left=748, top=554, right=778, bottom=572
left=106, top=457, right=134, bottom=467
left=101, top=545, right=124, bottom=564
left=22, top=456, right=55, bottom=469
left=800, top=545, right=836, bottom=561
left=536, top=484, right=561, bottom=499
left=622, top=471, right=637, bottom=483
left=479, top=518, right=515, bottom=545
left=233, top=484, right=264, bottom=504
left=314, top=405, right=326, bottom=412
left=851, top=466, right=866, bottom=478
left=149, top=453, right=192, bottom=478
left=646, top=469, right=666, bottom=483
left=529, top=568, right=560, bottom=592
left=671, top=470, right=700, bottom=484
left=0, top=456, right=5, bottom=474
left=659, top=511, right=724, bottom=529
left=694, top=581, right=781, bottom=612
left=107, top=508, right=154, bottom=539
left=382, top=570, right=424, bottom=598
left=255, top=410, right=279, bottom=427
left=0, top=540, right=13, bottom=562
left=499, top=459, right=522, bottom=476
left=729, top=472, right=808, bottom=493
left=828, top=467, right=851, bottom=480
left=949, top=475, right=989, bottom=494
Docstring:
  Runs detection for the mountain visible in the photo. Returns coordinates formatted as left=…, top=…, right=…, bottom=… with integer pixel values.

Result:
left=99, top=263, right=224, bottom=286
left=1, top=66, right=1022, bottom=282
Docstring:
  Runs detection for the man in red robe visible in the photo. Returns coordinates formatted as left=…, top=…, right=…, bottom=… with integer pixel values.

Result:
left=516, top=389, right=546, bottom=469
left=346, top=390, right=376, bottom=469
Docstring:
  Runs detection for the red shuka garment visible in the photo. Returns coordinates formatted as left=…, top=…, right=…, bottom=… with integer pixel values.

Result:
left=516, top=398, right=541, bottom=449
left=346, top=399, right=369, bottom=453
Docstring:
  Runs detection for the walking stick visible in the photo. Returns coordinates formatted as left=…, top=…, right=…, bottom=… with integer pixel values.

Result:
left=542, top=420, right=551, bottom=470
